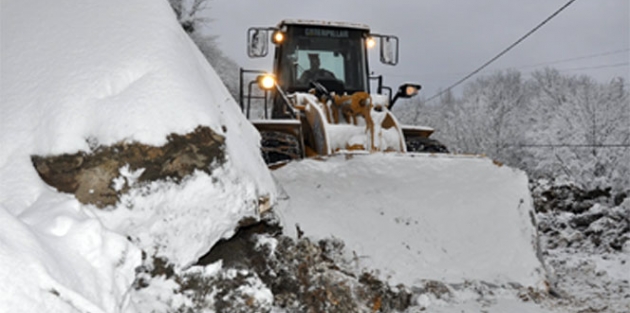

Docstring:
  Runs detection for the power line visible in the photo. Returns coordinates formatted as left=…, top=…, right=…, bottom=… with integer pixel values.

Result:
left=426, top=0, right=579, bottom=103
left=514, top=48, right=629, bottom=70
left=558, top=62, right=629, bottom=72
left=511, top=144, right=630, bottom=148
left=377, top=48, right=629, bottom=79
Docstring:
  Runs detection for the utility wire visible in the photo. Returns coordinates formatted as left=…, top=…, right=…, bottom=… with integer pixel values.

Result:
left=514, top=48, right=629, bottom=69
left=558, top=62, right=629, bottom=72
left=509, top=144, right=630, bottom=148
left=426, top=0, right=579, bottom=103
left=378, top=48, right=628, bottom=79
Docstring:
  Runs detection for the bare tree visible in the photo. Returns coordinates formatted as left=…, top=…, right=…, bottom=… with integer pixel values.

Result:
left=168, top=0, right=240, bottom=100
left=168, top=0, right=212, bottom=33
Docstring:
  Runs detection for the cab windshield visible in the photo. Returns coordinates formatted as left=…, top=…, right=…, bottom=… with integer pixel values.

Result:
left=277, top=26, right=368, bottom=93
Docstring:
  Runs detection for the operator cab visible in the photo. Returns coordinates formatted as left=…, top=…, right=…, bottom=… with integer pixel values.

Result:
left=245, top=20, right=417, bottom=119
left=273, top=22, right=369, bottom=95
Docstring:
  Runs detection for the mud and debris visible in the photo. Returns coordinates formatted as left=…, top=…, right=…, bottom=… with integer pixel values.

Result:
left=31, top=126, right=225, bottom=208
left=532, top=179, right=630, bottom=312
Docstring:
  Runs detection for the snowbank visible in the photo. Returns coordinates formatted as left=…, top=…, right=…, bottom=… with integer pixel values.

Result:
left=1, top=0, right=273, bottom=215
left=1, top=0, right=274, bottom=311
left=275, top=153, right=545, bottom=288
left=0, top=191, right=140, bottom=313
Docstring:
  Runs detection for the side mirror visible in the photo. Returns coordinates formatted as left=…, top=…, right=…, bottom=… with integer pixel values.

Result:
left=390, top=83, right=421, bottom=109
left=247, top=28, right=270, bottom=58
left=380, top=35, right=399, bottom=65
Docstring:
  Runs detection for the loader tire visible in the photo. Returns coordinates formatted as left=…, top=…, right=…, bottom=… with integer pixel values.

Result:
left=260, top=130, right=302, bottom=164
left=406, top=137, right=449, bottom=153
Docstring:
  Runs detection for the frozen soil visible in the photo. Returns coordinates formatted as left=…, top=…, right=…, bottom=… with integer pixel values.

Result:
left=531, top=179, right=630, bottom=313
left=197, top=214, right=413, bottom=312
left=133, top=213, right=414, bottom=312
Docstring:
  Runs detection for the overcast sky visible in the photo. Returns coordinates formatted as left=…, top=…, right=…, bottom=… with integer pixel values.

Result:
left=204, top=0, right=629, bottom=99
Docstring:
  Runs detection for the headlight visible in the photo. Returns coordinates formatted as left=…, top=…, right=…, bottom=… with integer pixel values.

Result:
left=405, top=85, right=419, bottom=97
left=257, top=74, right=276, bottom=90
left=272, top=31, right=285, bottom=44
left=366, top=36, right=376, bottom=49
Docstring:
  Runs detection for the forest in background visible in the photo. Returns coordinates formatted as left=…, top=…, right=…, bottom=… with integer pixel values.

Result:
left=394, top=69, right=629, bottom=192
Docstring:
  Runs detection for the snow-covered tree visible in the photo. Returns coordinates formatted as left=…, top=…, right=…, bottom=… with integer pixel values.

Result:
left=421, top=70, right=529, bottom=164
left=189, top=31, right=240, bottom=100
left=400, top=68, right=629, bottom=191
left=528, top=69, right=629, bottom=190
left=467, top=70, right=527, bottom=159
left=168, top=0, right=240, bottom=100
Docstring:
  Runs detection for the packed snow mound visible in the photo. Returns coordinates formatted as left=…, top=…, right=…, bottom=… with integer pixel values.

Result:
left=0, top=0, right=275, bottom=312
left=1, top=0, right=274, bottom=214
left=0, top=192, right=140, bottom=313
left=275, top=153, right=546, bottom=288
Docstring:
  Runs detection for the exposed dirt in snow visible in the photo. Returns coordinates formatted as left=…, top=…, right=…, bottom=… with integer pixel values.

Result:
left=130, top=212, right=414, bottom=312
left=32, top=126, right=225, bottom=208
left=532, top=179, right=630, bottom=313
left=196, top=213, right=413, bottom=312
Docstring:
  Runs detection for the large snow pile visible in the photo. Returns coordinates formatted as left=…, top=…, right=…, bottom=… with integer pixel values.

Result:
left=275, top=153, right=546, bottom=288
left=0, top=0, right=274, bottom=312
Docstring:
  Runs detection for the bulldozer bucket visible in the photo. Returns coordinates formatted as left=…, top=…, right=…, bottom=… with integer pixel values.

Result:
left=273, top=153, right=546, bottom=289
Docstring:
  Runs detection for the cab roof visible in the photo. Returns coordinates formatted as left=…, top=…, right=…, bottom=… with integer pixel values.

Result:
left=278, top=19, right=370, bottom=31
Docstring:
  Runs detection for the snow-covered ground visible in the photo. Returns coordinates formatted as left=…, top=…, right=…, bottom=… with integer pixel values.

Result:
left=532, top=180, right=630, bottom=313
left=1, top=0, right=274, bottom=312
left=2, top=0, right=627, bottom=312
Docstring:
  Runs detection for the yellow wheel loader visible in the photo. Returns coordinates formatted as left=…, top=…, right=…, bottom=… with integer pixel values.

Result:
left=239, top=20, right=447, bottom=164
left=236, top=20, right=548, bottom=291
